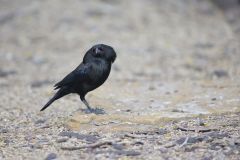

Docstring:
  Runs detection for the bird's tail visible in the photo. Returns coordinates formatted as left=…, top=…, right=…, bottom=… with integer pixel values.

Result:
left=40, top=88, right=69, bottom=111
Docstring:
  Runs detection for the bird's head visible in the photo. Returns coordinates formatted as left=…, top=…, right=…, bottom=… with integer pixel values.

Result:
left=84, top=44, right=117, bottom=64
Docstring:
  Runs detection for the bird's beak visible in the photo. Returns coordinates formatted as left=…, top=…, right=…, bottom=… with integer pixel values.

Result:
left=111, top=56, right=116, bottom=63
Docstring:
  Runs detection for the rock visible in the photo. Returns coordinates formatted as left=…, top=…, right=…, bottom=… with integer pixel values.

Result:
left=59, top=131, right=98, bottom=142
left=155, top=129, right=168, bottom=135
left=135, top=129, right=168, bottom=135
left=34, top=143, right=43, bottom=149
left=172, top=109, right=184, bottom=113
left=4, top=139, right=11, bottom=145
left=234, top=140, right=240, bottom=146
left=176, top=136, right=208, bottom=145
left=0, top=70, right=16, bottom=78
left=148, top=86, right=156, bottom=90
left=159, top=147, right=168, bottom=153
left=56, top=137, right=69, bottom=143
left=0, top=128, right=8, bottom=133
left=184, top=146, right=199, bottom=152
left=112, top=143, right=125, bottom=150
left=35, top=119, right=47, bottom=124
left=210, top=142, right=225, bottom=150
left=45, top=153, right=57, bottom=160
left=202, top=156, right=213, bottom=160
left=206, top=132, right=229, bottom=139
left=212, top=70, right=229, bottom=78
left=211, top=98, right=217, bottom=101
left=133, top=141, right=144, bottom=146
left=115, top=150, right=141, bottom=156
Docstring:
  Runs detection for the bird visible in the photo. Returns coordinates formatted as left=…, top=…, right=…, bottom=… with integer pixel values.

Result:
left=40, top=44, right=117, bottom=114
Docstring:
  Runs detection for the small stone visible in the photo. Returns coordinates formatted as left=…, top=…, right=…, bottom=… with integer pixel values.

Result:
left=59, top=131, right=98, bottom=142
left=0, top=128, right=8, bottom=133
left=56, top=137, right=69, bottom=143
left=172, top=109, right=184, bottom=113
left=184, top=146, right=196, bottom=152
left=155, top=128, right=168, bottom=135
left=149, top=86, right=155, bottom=90
left=211, top=98, right=217, bottom=101
left=159, top=147, right=168, bottom=153
left=202, top=156, right=213, bottom=160
left=45, top=153, right=57, bottom=160
left=176, top=136, right=207, bottom=145
left=133, top=141, right=144, bottom=145
left=212, top=70, right=228, bottom=78
left=4, top=139, right=11, bottom=145
left=112, top=143, right=125, bottom=150
left=234, top=140, right=240, bottom=146
left=115, top=150, right=141, bottom=156
left=210, top=142, right=225, bottom=150
left=35, top=119, right=46, bottom=124
left=0, top=70, right=16, bottom=77
left=35, top=143, right=43, bottom=149
left=164, top=142, right=176, bottom=148
left=206, top=132, right=229, bottom=139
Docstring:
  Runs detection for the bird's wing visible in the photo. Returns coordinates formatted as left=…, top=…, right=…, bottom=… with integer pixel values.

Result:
left=54, top=63, right=92, bottom=90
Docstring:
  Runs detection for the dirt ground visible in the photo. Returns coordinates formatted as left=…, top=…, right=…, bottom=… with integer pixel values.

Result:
left=0, top=0, right=240, bottom=159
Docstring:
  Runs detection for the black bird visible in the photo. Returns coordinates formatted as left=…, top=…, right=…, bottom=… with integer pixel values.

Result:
left=40, top=44, right=117, bottom=114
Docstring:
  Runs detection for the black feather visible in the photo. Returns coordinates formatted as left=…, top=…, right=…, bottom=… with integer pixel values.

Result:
left=41, top=44, right=117, bottom=112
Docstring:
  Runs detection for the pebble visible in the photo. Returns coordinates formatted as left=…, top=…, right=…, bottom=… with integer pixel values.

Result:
left=176, top=136, right=207, bottom=145
left=0, top=70, right=16, bottom=77
left=115, top=150, right=141, bottom=156
left=212, top=70, right=229, bottom=78
left=112, top=143, right=125, bottom=150
left=59, top=131, right=98, bottom=142
left=45, top=153, right=57, bottom=160
left=0, top=128, right=8, bottom=133
left=56, top=137, right=69, bottom=143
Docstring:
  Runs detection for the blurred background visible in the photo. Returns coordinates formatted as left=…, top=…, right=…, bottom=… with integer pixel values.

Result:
left=0, top=0, right=240, bottom=159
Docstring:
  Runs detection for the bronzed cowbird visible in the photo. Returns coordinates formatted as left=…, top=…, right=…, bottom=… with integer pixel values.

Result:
left=40, top=44, right=117, bottom=114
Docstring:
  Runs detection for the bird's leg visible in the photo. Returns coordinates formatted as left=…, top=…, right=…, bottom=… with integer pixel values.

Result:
left=80, top=96, right=106, bottom=115
left=80, top=96, right=93, bottom=111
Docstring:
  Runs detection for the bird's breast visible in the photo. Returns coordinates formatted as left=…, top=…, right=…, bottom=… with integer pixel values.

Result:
left=83, top=61, right=111, bottom=92
left=92, top=62, right=111, bottom=83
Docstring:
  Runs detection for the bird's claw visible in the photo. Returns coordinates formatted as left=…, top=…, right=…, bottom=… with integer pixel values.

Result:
left=81, top=107, right=106, bottom=115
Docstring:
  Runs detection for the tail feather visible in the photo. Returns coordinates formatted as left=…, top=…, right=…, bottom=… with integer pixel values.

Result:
left=40, top=88, right=69, bottom=111
left=40, top=96, right=56, bottom=111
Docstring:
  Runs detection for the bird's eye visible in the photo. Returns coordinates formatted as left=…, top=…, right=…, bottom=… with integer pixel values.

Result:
left=93, top=47, right=104, bottom=55
left=97, top=47, right=103, bottom=52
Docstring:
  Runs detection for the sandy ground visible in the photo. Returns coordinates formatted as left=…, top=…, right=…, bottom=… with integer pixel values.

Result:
left=0, top=0, right=240, bottom=159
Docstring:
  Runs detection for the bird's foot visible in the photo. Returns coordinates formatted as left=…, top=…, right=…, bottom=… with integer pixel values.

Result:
left=81, top=107, right=106, bottom=115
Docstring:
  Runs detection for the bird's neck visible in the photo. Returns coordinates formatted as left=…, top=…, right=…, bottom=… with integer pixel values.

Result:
left=90, top=57, right=111, bottom=66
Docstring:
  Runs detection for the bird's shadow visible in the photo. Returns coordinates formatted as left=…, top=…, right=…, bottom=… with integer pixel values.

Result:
left=80, top=107, right=106, bottom=115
